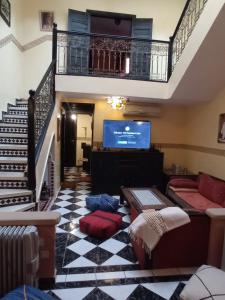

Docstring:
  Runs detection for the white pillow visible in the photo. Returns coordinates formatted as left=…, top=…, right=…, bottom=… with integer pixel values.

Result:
left=180, top=265, right=225, bottom=300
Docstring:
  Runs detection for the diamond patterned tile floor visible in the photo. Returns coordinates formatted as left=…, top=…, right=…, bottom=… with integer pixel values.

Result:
left=47, top=181, right=191, bottom=299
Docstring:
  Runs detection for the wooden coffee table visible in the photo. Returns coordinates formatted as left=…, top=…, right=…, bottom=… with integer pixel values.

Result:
left=120, top=187, right=174, bottom=214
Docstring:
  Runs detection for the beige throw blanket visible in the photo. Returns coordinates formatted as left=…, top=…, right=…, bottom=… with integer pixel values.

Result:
left=128, top=207, right=190, bottom=256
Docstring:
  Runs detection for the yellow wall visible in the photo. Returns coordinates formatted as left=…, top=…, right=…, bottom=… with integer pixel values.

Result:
left=183, top=87, right=225, bottom=179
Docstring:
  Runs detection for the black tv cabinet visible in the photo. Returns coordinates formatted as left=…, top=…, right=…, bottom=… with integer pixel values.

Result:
left=91, top=150, right=164, bottom=195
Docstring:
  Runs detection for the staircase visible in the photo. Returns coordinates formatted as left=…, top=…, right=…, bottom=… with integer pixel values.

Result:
left=0, top=99, right=34, bottom=211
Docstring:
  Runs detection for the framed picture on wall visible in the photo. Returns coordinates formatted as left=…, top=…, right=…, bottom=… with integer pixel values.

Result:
left=39, top=11, right=54, bottom=31
left=218, top=113, right=225, bottom=143
left=0, top=0, right=10, bottom=27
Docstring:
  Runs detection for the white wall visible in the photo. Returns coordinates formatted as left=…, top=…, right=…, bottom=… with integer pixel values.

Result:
left=22, top=0, right=185, bottom=40
left=0, top=0, right=24, bottom=115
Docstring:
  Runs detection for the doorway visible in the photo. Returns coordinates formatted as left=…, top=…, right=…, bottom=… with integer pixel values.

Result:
left=61, top=103, right=95, bottom=186
left=89, top=12, right=132, bottom=75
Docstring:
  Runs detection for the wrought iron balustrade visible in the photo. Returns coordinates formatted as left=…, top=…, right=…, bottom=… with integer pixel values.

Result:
left=171, top=0, right=208, bottom=70
left=56, top=31, right=169, bottom=82
left=27, top=60, right=55, bottom=192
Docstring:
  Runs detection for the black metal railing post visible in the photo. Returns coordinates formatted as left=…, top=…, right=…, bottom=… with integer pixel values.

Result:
left=167, top=36, right=174, bottom=80
left=52, top=23, right=57, bottom=103
left=27, top=90, right=36, bottom=202
left=52, top=23, right=57, bottom=64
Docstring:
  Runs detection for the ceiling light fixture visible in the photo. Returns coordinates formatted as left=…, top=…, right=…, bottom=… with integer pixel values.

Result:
left=106, top=96, right=128, bottom=110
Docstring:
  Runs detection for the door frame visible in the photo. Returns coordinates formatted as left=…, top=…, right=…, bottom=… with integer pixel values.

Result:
left=60, top=102, right=95, bottom=182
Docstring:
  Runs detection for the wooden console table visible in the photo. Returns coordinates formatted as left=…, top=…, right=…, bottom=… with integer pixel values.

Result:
left=91, top=150, right=164, bottom=195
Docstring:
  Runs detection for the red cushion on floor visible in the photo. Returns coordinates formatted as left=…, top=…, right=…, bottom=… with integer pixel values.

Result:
left=79, top=210, right=122, bottom=239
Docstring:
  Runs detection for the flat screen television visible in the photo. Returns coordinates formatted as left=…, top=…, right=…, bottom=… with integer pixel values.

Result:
left=103, top=120, right=151, bottom=149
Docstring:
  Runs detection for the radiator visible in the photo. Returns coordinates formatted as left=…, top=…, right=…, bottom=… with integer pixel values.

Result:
left=0, top=226, right=39, bottom=297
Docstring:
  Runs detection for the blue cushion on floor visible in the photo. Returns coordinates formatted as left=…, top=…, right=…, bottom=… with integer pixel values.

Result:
left=86, top=194, right=119, bottom=212
left=2, top=285, right=54, bottom=300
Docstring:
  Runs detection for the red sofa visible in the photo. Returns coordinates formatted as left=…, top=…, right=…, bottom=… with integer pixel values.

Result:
left=167, top=173, right=225, bottom=211
left=131, top=207, right=210, bottom=269
left=131, top=173, right=225, bottom=269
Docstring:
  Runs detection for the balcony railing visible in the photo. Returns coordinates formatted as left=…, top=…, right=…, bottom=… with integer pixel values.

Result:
left=55, top=30, right=169, bottom=82
left=53, top=0, right=208, bottom=82
left=171, top=0, right=208, bottom=70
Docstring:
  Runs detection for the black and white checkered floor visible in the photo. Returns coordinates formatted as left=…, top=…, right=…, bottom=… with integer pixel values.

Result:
left=47, top=182, right=195, bottom=299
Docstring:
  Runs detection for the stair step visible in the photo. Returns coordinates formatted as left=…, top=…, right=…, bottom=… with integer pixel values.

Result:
left=0, top=133, right=27, bottom=138
left=0, top=157, right=27, bottom=172
left=0, top=157, right=27, bottom=163
left=0, top=189, right=32, bottom=199
left=0, top=171, right=27, bottom=180
left=0, top=171, right=28, bottom=189
left=8, top=104, right=28, bottom=111
left=0, top=133, right=28, bottom=144
left=0, top=189, right=33, bottom=207
left=16, top=99, right=28, bottom=105
left=0, top=144, right=27, bottom=150
left=0, top=123, right=27, bottom=127
left=0, top=144, right=27, bottom=157
left=0, top=202, right=34, bottom=211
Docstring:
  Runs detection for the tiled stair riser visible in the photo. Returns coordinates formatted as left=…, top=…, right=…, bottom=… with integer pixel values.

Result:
left=8, top=110, right=28, bottom=115
left=0, top=194, right=32, bottom=207
left=0, top=127, right=27, bottom=133
left=0, top=163, right=27, bottom=172
left=1, top=117, right=27, bottom=124
left=0, top=137, right=27, bottom=144
left=0, top=179, right=28, bottom=189
left=0, top=149, right=27, bottom=157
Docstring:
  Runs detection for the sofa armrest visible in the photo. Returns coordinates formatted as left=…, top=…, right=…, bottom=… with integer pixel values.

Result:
left=206, top=208, right=225, bottom=220
left=205, top=208, right=225, bottom=268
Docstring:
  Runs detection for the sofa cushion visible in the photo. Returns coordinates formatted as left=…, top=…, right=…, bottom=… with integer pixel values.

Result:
left=198, top=174, right=215, bottom=201
left=169, top=186, right=198, bottom=192
left=212, top=180, right=225, bottom=206
left=169, top=178, right=198, bottom=189
left=180, top=265, right=225, bottom=300
left=175, top=191, right=222, bottom=211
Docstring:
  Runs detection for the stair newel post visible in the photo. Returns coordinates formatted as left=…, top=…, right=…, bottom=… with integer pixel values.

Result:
left=52, top=23, right=57, bottom=62
left=27, top=90, right=36, bottom=206
left=167, top=36, right=174, bottom=81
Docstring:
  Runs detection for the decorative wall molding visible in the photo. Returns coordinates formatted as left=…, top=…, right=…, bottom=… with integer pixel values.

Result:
left=0, top=33, right=52, bottom=51
left=23, top=35, right=52, bottom=51
left=155, top=143, right=225, bottom=157
left=93, top=141, right=225, bottom=157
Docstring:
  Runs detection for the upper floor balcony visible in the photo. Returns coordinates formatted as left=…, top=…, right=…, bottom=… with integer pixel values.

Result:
left=55, top=0, right=225, bottom=104
left=55, top=0, right=207, bottom=83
